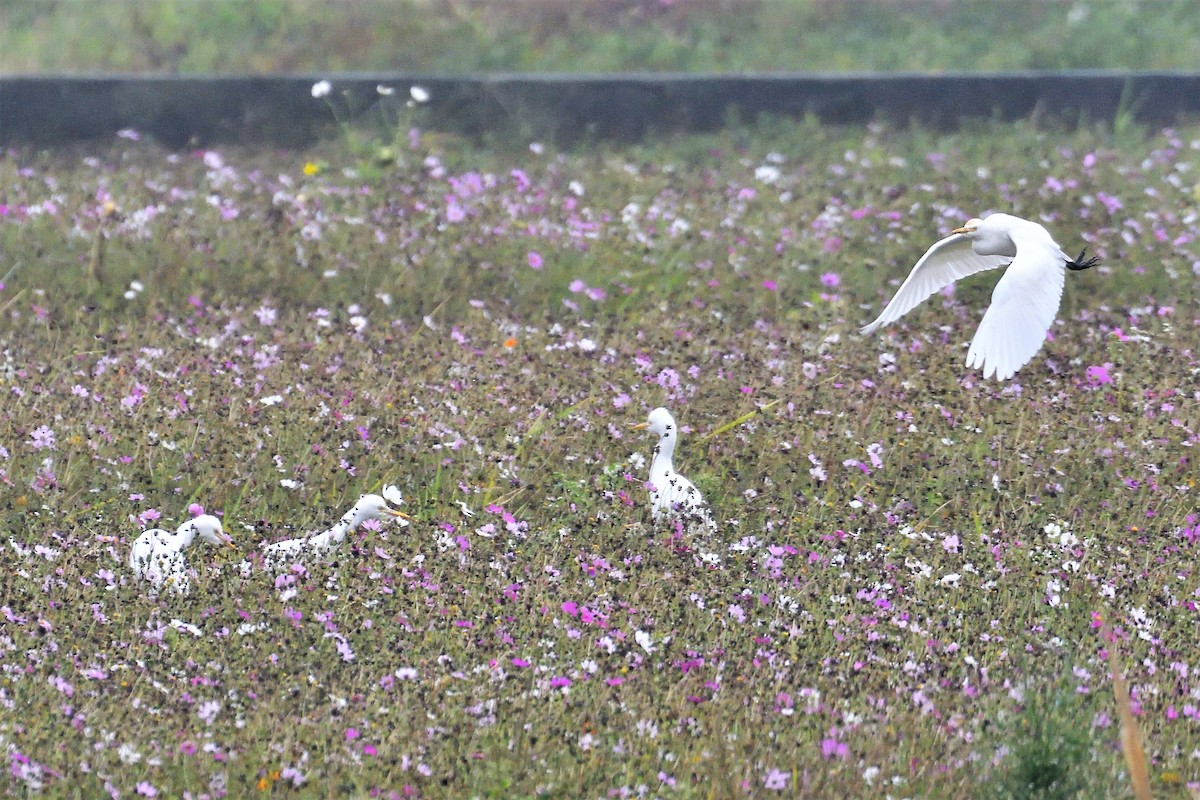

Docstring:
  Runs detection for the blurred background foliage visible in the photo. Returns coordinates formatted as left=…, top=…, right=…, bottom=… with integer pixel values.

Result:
left=2, top=0, right=1199, bottom=74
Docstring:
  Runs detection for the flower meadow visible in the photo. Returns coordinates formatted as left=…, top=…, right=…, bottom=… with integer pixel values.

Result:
left=2, top=117, right=1200, bottom=799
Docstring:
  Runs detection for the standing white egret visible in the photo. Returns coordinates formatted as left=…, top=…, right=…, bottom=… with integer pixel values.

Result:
left=129, top=514, right=235, bottom=594
left=632, top=407, right=716, bottom=532
left=246, top=490, right=412, bottom=571
left=860, top=213, right=1099, bottom=381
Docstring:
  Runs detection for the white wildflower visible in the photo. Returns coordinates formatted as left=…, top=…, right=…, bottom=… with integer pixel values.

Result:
left=169, top=619, right=202, bottom=637
left=755, top=165, right=781, bottom=184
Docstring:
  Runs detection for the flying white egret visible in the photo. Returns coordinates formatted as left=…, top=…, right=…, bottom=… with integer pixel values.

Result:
left=631, top=407, right=716, bottom=533
left=860, top=213, right=1099, bottom=381
left=129, top=514, right=235, bottom=594
left=244, top=489, right=412, bottom=572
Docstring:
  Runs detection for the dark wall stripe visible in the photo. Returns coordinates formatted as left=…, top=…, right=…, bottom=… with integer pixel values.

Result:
left=2, top=72, right=1199, bottom=147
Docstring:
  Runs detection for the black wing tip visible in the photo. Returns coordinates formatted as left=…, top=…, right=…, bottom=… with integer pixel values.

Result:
left=1066, top=248, right=1100, bottom=271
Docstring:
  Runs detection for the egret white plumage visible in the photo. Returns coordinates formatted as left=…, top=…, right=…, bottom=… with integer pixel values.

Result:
left=860, top=213, right=1099, bottom=381
left=632, top=407, right=716, bottom=532
left=245, top=489, right=411, bottom=571
left=129, top=514, right=234, bottom=594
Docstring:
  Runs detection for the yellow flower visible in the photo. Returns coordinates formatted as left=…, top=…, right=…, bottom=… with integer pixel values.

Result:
left=257, top=776, right=270, bottom=791
left=303, top=162, right=321, bottom=177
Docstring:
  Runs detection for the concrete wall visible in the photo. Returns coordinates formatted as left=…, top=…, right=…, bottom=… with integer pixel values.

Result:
left=2, top=72, right=1199, bottom=147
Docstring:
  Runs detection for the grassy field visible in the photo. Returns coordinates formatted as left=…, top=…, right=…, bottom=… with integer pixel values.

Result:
left=1, top=115, right=1200, bottom=798
left=4, top=0, right=1200, bottom=74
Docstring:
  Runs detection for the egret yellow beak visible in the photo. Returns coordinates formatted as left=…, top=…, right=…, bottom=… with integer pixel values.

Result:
left=386, top=509, right=414, bottom=520
left=952, top=225, right=976, bottom=235
left=630, top=422, right=649, bottom=430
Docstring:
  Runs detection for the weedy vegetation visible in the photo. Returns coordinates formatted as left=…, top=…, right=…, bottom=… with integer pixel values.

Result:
left=1, top=115, right=1199, bottom=798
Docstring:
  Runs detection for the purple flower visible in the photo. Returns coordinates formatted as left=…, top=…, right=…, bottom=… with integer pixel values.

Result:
left=197, top=700, right=221, bottom=725
left=255, top=304, right=278, bottom=326
left=820, top=272, right=841, bottom=287
left=1086, top=363, right=1114, bottom=385
left=820, top=738, right=849, bottom=760
left=866, top=442, right=884, bottom=470
left=527, top=251, right=544, bottom=270
left=763, top=768, right=790, bottom=790
left=1096, top=192, right=1123, bottom=214
left=29, top=426, right=55, bottom=450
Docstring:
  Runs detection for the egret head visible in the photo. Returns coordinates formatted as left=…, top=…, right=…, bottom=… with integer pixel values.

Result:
left=189, top=515, right=236, bottom=549
left=952, top=217, right=984, bottom=236
left=631, top=407, right=676, bottom=439
left=353, top=493, right=413, bottom=524
left=382, top=484, right=405, bottom=506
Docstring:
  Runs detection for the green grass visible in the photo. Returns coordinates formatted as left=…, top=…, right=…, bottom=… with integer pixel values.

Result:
left=3, top=0, right=1200, bottom=74
left=1, top=117, right=1200, bottom=797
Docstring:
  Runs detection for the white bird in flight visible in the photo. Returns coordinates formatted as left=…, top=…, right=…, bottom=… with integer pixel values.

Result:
left=245, top=489, right=412, bottom=571
left=860, top=213, right=1099, bottom=381
left=129, top=514, right=235, bottom=594
left=632, top=407, right=716, bottom=533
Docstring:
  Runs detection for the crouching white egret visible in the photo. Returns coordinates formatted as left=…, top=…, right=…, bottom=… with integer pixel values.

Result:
left=244, top=489, right=412, bottom=572
left=129, top=514, right=235, bottom=594
left=861, top=213, right=1099, bottom=381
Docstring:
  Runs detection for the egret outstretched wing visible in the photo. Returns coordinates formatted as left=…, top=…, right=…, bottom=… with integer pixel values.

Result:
left=966, top=234, right=1066, bottom=381
left=860, top=234, right=1010, bottom=335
